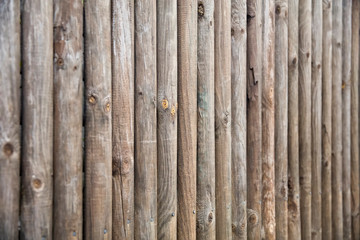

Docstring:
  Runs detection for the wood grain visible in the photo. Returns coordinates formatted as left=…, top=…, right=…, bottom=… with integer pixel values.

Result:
left=53, top=0, right=83, bottom=239
left=274, top=0, right=288, bottom=238
left=311, top=0, right=322, bottom=238
left=112, top=0, right=134, bottom=239
left=231, top=0, right=247, bottom=238
left=177, top=0, right=197, bottom=239
left=84, top=0, right=112, bottom=238
left=321, top=0, right=333, bottom=238
left=197, top=0, right=216, bottom=239
left=332, top=0, right=344, bottom=238
left=20, top=0, right=53, bottom=238
left=215, top=1, right=232, bottom=239
left=157, top=0, right=178, bottom=239
left=0, top=1, right=20, bottom=239
left=134, top=0, right=157, bottom=239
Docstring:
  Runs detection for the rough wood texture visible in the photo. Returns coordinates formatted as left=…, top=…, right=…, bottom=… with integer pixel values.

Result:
left=310, top=0, right=322, bottom=238
left=53, top=0, right=83, bottom=239
left=246, top=0, right=262, bottom=236
left=215, top=1, right=231, bottom=239
left=350, top=0, right=360, bottom=238
left=231, top=0, right=247, bottom=238
left=197, top=0, right=216, bottom=239
left=288, top=0, right=301, bottom=237
left=274, top=0, right=288, bottom=238
left=262, top=0, right=276, bottom=238
left=84, top=0, right=112, bottom=238
left=0, top=1, right=20, bottom=239
left=20, top=1, right=53, bottom=239
left=157, top=0, right=178, bottom=239
left=112, top=0, right=134, bottom=239
left=332, top=0, right=343, bottom=238
left=177, top=1, right=197, bottom=239
left=321, top=0, right=332, bottom=238
left=134, top=0, right=157, bottom=239
left=298, top=0, right=312, bottom=237
left=342, top=1, right=352, bottom=239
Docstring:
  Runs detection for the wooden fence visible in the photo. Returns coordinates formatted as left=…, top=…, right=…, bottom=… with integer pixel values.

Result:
left=0, top=0, right=359, bottom=239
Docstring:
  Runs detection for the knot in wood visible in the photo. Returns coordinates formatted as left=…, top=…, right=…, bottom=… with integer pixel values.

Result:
left=3, top=142, right=14, bottom=157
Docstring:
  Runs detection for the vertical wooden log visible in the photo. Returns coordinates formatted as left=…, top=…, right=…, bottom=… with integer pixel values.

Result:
left=20, top=0, right=53, bottom=239
left=342, top=0, right=352, bottom=239
left=84, top=0, right=112, bottom=238
left=157, top=0, right=177, bottom=239
left=350, top=0, right=360, bottom=238
left=134, top=0, right=157, bottom=239
left=53, top=0, right=83, bottom=239
left=112, top=0, right=134, bottom=239
left=332, top=0, right=343, bottom=238
left=288, top=0, right=301, bottom=237
left=274, top=0, right=288, bottom=238
left=0, top=1, right=20, bottom=239
left=322, top=0, right=332, bottom=238
left=299, top=0, right=312, bottom=237
left=311, top=0, right=322, bottom=238
left=197, top=0, right=215, bottom=239
left=177, top=1, right=197, bottom=239
left=246, top=0, right=262, bottom=236
left=262, top=0, right=276, bottom=238
left=231, top=0, right=247, bottom=238
left=214, top=1, right=231, bottom=239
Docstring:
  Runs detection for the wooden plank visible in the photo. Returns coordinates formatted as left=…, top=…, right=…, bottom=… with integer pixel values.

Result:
left=177, top=0, right=197, bottom=239
left=214, top=1, right=231, bottom=239
left=342, top=0, right=352, bottom=238
left=332, top=0, right=343, bottom=238
left=0, top=1, right=21, bottom=239
left=53, top=0, right=83, bottom=239
left=246, top=0, right=263, bottom=237
left=197, top=0, right=216, bottom=239
left=157, top=0, right=177, bottom=239
left=262, top=0, right=276, bottom=238
left=350, top=0, right=360, bottom=238
left=288, top=0, right=301, bottom=237
left=298, top=0, right=312, bottom=237
left=274, top=0, right=288, bottom=238
left=111, top=0, right=134, bottom=239
left=321, top=0, right=333, bottom=238
left=20, top=0, right=53, bottom=238
left=311, top=0, right=322, bottom=238
left=134, top=0, right=157, bottom=239
left=84, top=0, right=112, bottom=238
left=231, top=0, right=247, bottom=238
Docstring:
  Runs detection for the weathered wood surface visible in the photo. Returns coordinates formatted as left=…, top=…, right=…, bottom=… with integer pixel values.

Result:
left=157, top=0, right=178, bottom=239
left=299, top=0, right=312, bottom=237
left=351, top=0, right=360, bottom=238
left=332, top=0, right=343, bottom=238
left=321, top=0, right=333, bottom=238
left=134, top=0, right=157, bottom=239
left=215, top=1, right=231, bottom=239
left=311, top=0, right=322, bottom=238
left=53, top=0, right=83, bottom=239
left=20, top=0, right=54, bottom=239
left=288, top=0, right=301, bottom=237
left=177, top=1, right=197, bottom=239
left=111, top=0, right=134, bottom=239
left=197, top=0, right=216, bottom=239
left=246, top=0, right=263, bottom=236
left=84, top=0, right=112, bottom=238
left=274, top=0, right=288, bottom=238
left=262, top=0, right=276, bottom=238
left=0, top=1, right=20, bottom=239
left=231, top=0, right=247, bottom=238
left=342, top=0, right=352, bottom=238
